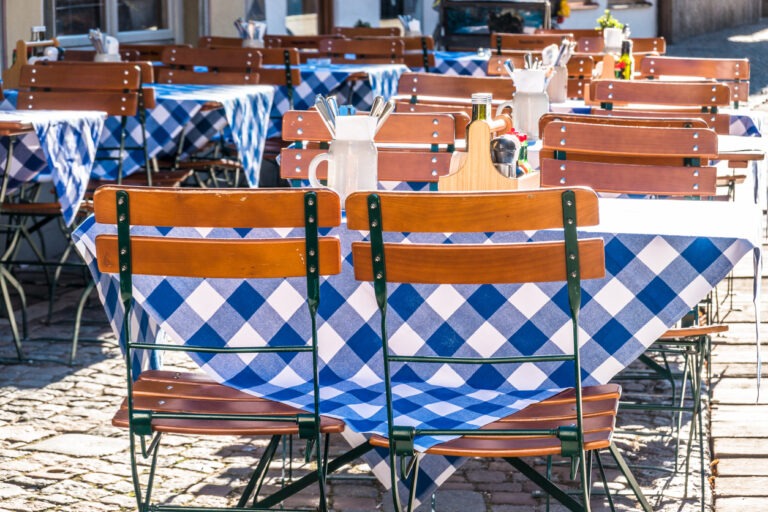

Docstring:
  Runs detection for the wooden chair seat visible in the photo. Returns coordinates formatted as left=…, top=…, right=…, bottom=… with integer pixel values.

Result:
left=369, top=384, right=619, bottom=457
left=112, top=371, right=345, bottom=435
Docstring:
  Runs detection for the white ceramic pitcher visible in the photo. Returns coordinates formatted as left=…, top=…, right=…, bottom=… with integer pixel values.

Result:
left=308, top=116, right=378, bottom=202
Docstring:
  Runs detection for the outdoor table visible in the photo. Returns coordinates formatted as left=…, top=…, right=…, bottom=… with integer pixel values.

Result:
left=2, top=84, right=275, bottom=187
left=268, top=62, right=409, bottom=138
left=73, top=194, right=760, bottom=504
left=0, top=110, right=105, bottom=225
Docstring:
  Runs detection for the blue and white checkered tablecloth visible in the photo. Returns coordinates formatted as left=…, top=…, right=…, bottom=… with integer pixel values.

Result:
left=0, top=110, right=105, bottom=225
left=4, top=85, right=275, bottom=187
left=269, top=64, right=409, bottom=138
left=428, top=51, right=490, bottom=76
left=73, top=196, right=760, bottom=503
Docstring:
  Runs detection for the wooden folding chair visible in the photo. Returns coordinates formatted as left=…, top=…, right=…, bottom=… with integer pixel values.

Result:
left=318, top=38, right=405, bottom=64
left=590, top=79, right=731, bottom=113
left=491, top=32, right=572, bottom=54
left=639, top=55, right=750, bottom=107
left=94, top=186, right=345, bottom=512
left=346, top=188, right=652, bottom=512
left=279, top=110, right=460, bottom=186
left=333, top=26, right=401, bottom=37
left=540, top=119, right=728, bottom=504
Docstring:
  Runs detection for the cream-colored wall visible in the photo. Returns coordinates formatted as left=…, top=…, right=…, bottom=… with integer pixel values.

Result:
left=5, top=1, right=45, bottom=66
left=208, top=0, right=247, bottom=37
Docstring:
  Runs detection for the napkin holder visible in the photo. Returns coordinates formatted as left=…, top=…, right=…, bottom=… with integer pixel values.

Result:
left=438, top=115, right=540, bottom=192
left=2, top=37, right=60, bottom=88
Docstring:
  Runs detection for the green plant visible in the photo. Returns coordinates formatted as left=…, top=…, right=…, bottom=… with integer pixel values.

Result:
left=596, top=9, right=623, bottom=30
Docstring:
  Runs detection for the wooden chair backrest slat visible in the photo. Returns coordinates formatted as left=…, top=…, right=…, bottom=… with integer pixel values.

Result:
left=567, top=56, right=594, bottom=77
left=96, top=236, right=342, bottom=279
left=392, top=101, right=471, bottom=138
left=538, top=112, right=709, bottom=137
left=20, top=63, right=141, bottom=90
left=93, top=186, right=342, bottom=228
left=160, top=47, right=262, bottom=71
left=591, top=80, right=731, bottom=108
left=540, top=158, right=718, bottom=196
left=491, top=33, right=571, bottom=52
left=280, top=110, right=457, bottom=144
left=541, top=121, right=718, bottom=159
left=155, top=68, right=259, bottom=85
left=265, top=34, right=341, bottom=50
left=576, top=37, right=666, bottom=55
left=346, top=188, right=599, bottom=232
left=588, top=108, right=731, bottom=134
left=485, top=54, right=529, bottom=76
left=333, top=26, right=401, bottom=37
left=319, top=38, right=405, bottom=64
left=36, top=60, right=156, bottom=85
left=254, top=47, right=301, bottom=66
left=535, top=28, right=602, bottom=39
left=397, top=72, right=515, bottom=102
left=15, top=91, right=141, bottom=117
left=640, top=56, right=750, bottom=81
left=121, top=43, right=191, bottom=61
left=62, top=49, right=141, bottom=62
left=281, top=148, right=453, bottom=182
left=351, top=236, right=605, bottom=284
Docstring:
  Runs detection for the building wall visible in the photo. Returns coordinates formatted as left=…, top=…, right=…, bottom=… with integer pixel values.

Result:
left=658, top=0, right=762, bottom=43
left=5, top=0, right=44, bottom=66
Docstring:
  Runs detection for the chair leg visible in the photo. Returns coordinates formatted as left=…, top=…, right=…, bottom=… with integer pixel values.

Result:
left=505, top=457, right=586, bottom=511
left=0, top=266, right=25, bottom=360
left=594, top=450, right=616, bottom=512
left=69, top=280, right=96, bottom=365
left=606, top=443, right=653, bottom=512
left=236, top=434, right=281, bottom=507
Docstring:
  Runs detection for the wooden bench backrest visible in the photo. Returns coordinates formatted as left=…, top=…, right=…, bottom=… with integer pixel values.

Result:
left=591, top=79, right=731, bottom=109
left=539, top=112, right=710, bottom=137
left=491, top=32, right=571, bottom=53
left=18, top=63, right=144, bottom=116
left=393, top=101, right=471, bottom=138
left=397, top=72, right=515, bottom=102
left=333, top=26, right=401, bottom=37
left=318, top=38, right=405, bottom=64
left=62, top=49, right=141, bottom=62
left=265, top=34, right=341, bottom=50
left=588, top=108, right=731, bottom=134
left=347, top=35, right=436, bottom=68
left=160, top=46, right=262, bottom=72
left=639, top=56, right=750, bottom=104
left=535, top=28, right=602, bottom=39
left=94, top=187, right=342, bottom=279
left=346, top=188, right=604, bottom=284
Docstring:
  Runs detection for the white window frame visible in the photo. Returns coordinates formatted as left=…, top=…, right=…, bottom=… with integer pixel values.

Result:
left=46, top=0, right=182, bottom=48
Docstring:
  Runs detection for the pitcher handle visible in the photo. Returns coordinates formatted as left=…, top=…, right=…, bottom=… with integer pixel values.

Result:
left=307, top=152, right=331, bottom=188
left=495, top=100, right=514, bottom=118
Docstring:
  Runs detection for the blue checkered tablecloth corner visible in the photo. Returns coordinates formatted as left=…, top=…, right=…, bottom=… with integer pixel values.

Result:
left=268, top=64, right=409, bottom=138
left=72, top=196, right=759, bottom=504
left=428, top=51, right=490, bottom=76
left=3, top=85, right=275, bottom=187
left=0, top=110, right=105, bottom=225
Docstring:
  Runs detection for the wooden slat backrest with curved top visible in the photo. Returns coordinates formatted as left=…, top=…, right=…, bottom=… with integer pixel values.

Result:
left=265, top=34, right=342, bottom=50
left=540, top=120, right=719, bottom=195
left=333, top=26, right=401, bottom=37
left=346, top=188, right=604, bottom=284
left=392, top=101, right=471, bottom=138
left=94, top=187, right=342, bottom=279
left=348, top=35, right=436, bottom=69
left=491, top=32, right=572, bottom=53
left=279, top=111, right=459, bottom=183
left=17, top=63, right=143, bottom=116
left=591, top=79, right=731, bottom=111
left=197, top=36, right=242, bottom=48
left=318, top=38, right=405, bottom=64
left=396, top=72, right=515, bottom=104
left=536, top=28, right=602, bottom=39
left=485, top=52, right=534, bottom=76
left=62, top=48, right=142, bottom=62
left=538, top=112, right=710, bottom=137
left=156, top=68, right=260, bottom=86
left=639, top=55, right=750, bottom=105
left=587, top=108, right=731, bottom=134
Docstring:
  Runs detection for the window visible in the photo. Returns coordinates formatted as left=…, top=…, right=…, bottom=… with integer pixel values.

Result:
left=285, top=0, right=319, bottom=35
left=45, top=0, right=177, bottom=44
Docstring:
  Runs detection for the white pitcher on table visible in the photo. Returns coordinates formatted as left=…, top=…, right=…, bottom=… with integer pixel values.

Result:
left=308, top=115, right=378, bottom=202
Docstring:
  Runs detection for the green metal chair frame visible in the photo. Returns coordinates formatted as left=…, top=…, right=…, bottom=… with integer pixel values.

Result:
left=93, top=186, right=345, bottom=511
left=346, top=188, right=653, bottom=512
